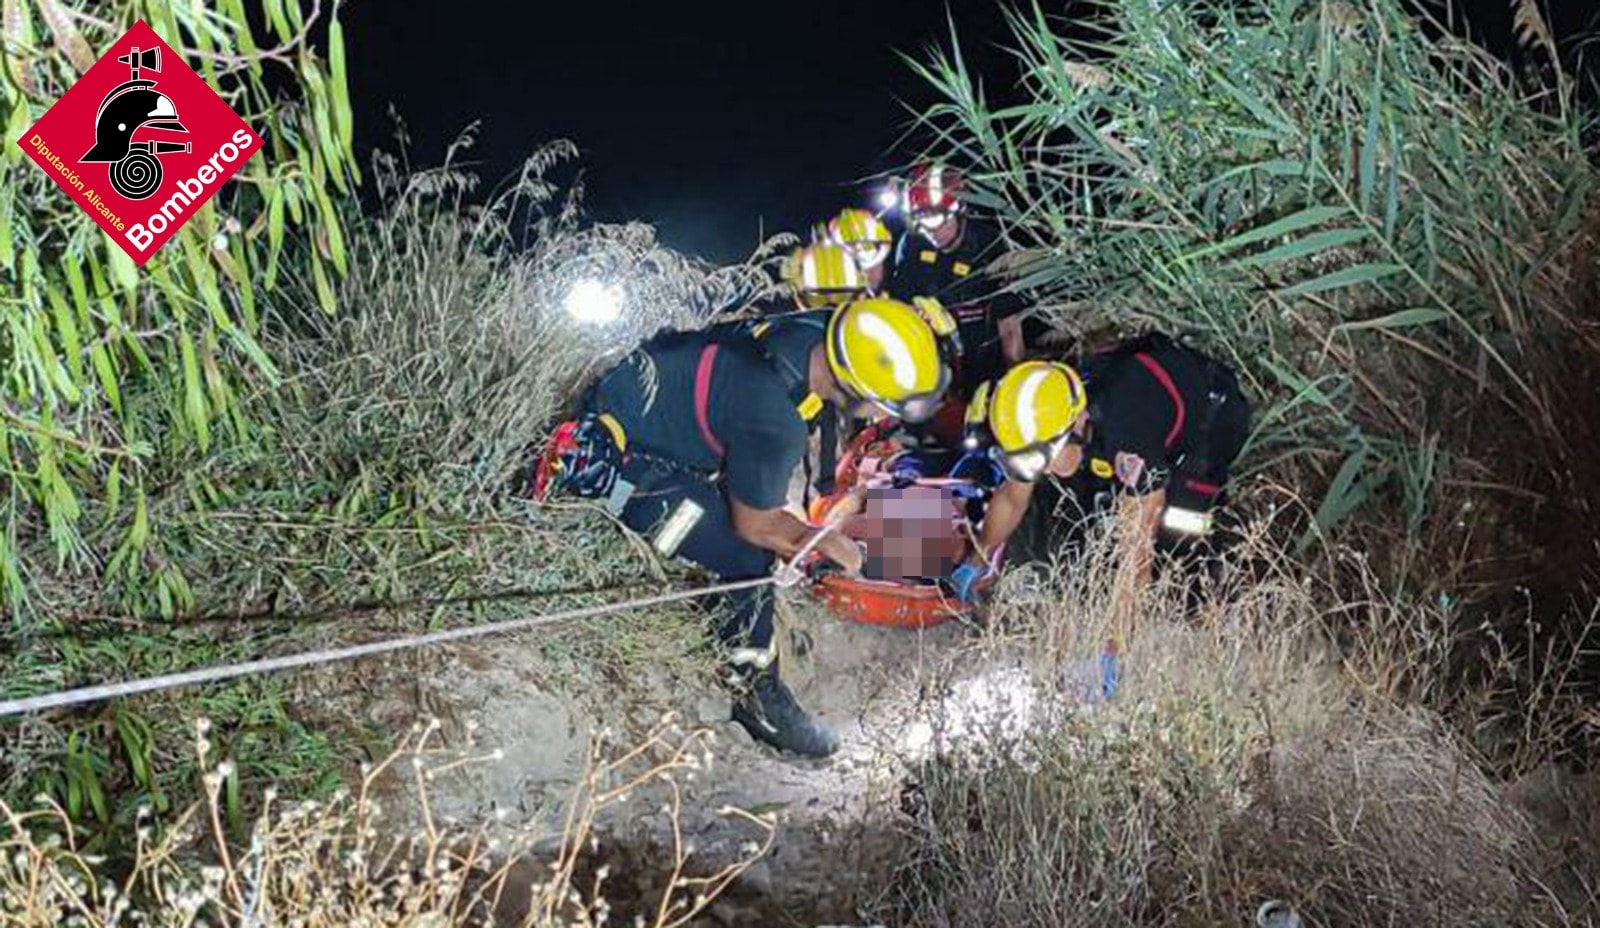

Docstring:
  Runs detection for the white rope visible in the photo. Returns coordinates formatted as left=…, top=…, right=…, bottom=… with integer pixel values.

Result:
left=0, top=524, right=838, bottom=718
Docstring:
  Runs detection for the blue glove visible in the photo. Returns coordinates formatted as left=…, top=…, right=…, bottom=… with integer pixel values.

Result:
left=888, top=453, right=925, bottom=489
left=1097, top=647, right=1122, bottom=701
left=951, top=561, right=989, bottom=604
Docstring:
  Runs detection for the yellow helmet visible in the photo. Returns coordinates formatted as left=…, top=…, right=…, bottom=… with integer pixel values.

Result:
left=988, top=361, right=1088, bottom=482
left=783, top=243, right=869, bottom=309
left=827, top=208, right=892, bottom=271
left=825, top=297, right=951, bottom=422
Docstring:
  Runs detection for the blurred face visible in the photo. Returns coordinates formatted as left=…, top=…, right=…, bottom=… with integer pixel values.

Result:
left=845, top=484, right=964, bottom=581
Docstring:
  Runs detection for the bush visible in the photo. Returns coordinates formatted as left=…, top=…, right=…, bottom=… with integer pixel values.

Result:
left=0, top=136, right=786, bottom=841
left=911, top=0, right=1600, bottom=602
left=1, top=1, right=358, bottom=621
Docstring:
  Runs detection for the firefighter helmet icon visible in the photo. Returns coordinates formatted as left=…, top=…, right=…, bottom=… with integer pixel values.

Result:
left=79, top=46, right=192, bottom=200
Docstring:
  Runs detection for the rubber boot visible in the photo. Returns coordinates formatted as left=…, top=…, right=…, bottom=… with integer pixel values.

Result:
left=731, top=665, right=839, bottom=758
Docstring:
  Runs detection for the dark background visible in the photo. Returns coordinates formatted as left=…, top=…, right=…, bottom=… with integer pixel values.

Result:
left=344, top=1, right=1599, bottom=264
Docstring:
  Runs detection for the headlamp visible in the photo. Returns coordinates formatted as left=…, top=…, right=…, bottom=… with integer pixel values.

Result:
left=887, top=390, right=946, bottom=424
left=998, top=434, right=1070, bottom=483
left=850, top=241, right=889, bottom=270
left=997, top=427, right=1079, bottom=483
left=1161, top=506, right=1213, bottom=536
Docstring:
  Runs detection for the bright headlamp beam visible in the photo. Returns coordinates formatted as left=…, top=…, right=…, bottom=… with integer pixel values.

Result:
left=565, top=279, right=623, bottom=324
left=875, top=188, right=900, bottom=211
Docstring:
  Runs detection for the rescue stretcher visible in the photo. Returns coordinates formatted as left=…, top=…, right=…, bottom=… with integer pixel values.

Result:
left=806, top=421, right=1000, bottom=629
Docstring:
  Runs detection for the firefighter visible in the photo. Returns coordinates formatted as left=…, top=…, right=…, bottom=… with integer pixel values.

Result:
left=781, top=242, right=874, bottom=497
left=951, top=334, right=1252, bottom=627
left=552, top=299, right=951, bottom=757
left=887, top=163, right=1027, bottom=397
left=821, top=207, right=894, bottom=293
left=783, top=242, right=872, bottom=309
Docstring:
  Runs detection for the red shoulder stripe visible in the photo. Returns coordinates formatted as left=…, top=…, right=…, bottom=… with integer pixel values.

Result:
left=1133, top=352, right=1185, bottom=450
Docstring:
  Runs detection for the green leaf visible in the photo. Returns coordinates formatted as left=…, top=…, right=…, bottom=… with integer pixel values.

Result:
left=1359, top=54, right=1382, bottom=214
left=0, top=194, right=11, bottom=273
left=179, top=325, right=211, bottom=452
left=263, top=0, right=292, bottom=43
left=129, top=486, right=149, bottom=552
left=265, top=181, right=285, bottom=289
left=1215, top=75, right=1294, bottom=137
left=329, top=18, right=354, bottom=155
left=220, top=0, right=262, bottom=78
left=1278, top=262, right=1404, bottom=297
left=1297, top=447, right=1372, bottom=554
left=315, top=183, right=347, bottom=275
left=44, top=281, right=84, bottom=386
left=1183, top=205, right=1348, bottom=261
left=1333, top=307, right=1449, bottom=333
left=311, top=251, right=336, bottom=315
left=106, top=236, right=139, bottom=293
left=90, top=343, right=122, bottom=416
left=1234, top=227, right=1369, bottom=268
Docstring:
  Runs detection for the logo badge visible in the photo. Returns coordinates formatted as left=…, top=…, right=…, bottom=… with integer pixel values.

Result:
left=1113, top=451, right=1146, bottom=488
left=17, top=20, right=262, bottom=266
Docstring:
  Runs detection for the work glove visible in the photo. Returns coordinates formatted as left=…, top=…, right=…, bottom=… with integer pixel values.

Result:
left=950, top=560, right=991, bottom=604
left=887, top=453, right=925, bottom=489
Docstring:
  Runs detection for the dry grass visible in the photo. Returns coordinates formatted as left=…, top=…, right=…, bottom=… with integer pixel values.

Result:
left=876, top=520, right=1600, bottom=928
left=0, top=715, right=772, bottom=927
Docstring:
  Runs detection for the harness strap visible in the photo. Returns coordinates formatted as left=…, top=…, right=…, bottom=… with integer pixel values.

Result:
left=694, top=344, right=726, bottom=458
left=1133, top=352, right=1186, bottom=451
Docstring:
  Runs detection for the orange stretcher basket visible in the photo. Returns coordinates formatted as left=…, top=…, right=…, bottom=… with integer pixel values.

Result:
left=805, top=421, right=995, bottom=629
left=812, top=572, right=974, bottom=629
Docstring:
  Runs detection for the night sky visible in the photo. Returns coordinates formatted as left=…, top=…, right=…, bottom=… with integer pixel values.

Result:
left=344, top=1, right=1598, bottom=264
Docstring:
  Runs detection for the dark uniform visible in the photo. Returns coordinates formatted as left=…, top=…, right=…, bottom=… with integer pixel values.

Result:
left=581, top=319, right=822, bottom=665
left=1077, top=334, right=1251, bottom=512
left=887, top=219, right=1025, bottom=395
left=1007, top=334, right=1251, bottom=563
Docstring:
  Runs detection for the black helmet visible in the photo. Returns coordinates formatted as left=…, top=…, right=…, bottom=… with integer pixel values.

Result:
left=81, top=83, right=188, bottom=163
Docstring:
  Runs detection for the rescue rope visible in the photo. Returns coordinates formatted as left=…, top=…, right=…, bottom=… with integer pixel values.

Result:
left=0, top=526, right=837, bottom=719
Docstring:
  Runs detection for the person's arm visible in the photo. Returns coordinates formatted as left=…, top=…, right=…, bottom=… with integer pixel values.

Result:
left=1108, top=487, right=1164, bottom=636
left=972, top=478, right=1035, bottom=563
left=998, top=314, right=1025, bottom=365
left=730, top=497, right=864, bottom=575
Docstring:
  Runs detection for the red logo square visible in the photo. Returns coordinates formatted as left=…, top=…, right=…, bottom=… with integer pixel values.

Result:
left=16, top=20, right=263, bottom=266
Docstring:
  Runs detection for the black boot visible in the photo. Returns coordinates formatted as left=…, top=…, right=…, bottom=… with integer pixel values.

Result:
left=731, top=666, right=839, bottom=758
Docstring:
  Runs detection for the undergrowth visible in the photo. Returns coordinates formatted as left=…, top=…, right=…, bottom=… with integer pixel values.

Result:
left=877, top=522, right=1600, bottom=927
left=0, top=716, right=773, bottom=927
left=0, top=136, right=786, bottom=845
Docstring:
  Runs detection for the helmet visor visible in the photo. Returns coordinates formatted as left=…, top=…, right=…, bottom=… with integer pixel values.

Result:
left=881, top=389, right=945, bottom=424
left=848, top=241, right=889, bottom=270
left=999, top=435, right=1070, bottom=484
left=800, top=287, right=865, bottom=309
